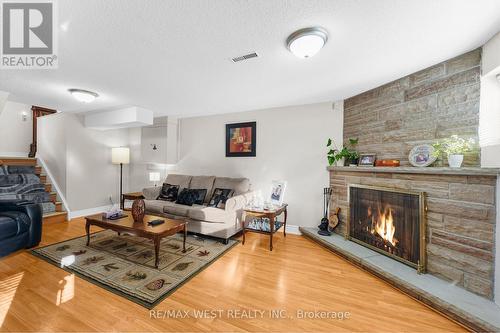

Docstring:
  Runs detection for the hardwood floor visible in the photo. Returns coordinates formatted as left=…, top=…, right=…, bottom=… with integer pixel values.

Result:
left=0, top=218, right=466, bottom=332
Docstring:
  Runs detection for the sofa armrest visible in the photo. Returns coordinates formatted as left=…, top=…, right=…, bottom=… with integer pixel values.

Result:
left=0, top=200, right=43, bottom=247
left=143, top=186, right=161, bottom=200
left=225, top=191, right=255, bottom=212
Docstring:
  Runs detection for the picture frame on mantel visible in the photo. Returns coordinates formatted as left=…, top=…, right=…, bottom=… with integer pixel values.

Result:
left=226, top=121, right=256, bottom=157
left=358, top=153, right=376, bottom=166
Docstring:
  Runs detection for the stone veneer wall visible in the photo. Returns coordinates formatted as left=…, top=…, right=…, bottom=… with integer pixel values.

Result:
left=343, top=49, right=481, bottom=166
left=330, top=169, right=496, bottom=299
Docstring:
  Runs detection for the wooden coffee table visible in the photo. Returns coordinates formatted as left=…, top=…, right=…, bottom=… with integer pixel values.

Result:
left=84, top=214, right=187, bottom=268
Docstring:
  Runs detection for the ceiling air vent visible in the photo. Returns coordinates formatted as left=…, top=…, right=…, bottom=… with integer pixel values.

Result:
left=232, top=52, right=259, bottom=63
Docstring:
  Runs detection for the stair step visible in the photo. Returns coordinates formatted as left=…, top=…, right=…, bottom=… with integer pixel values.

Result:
left=43, top=211, right=67, bottom=224
left=44, top=183, right=52, bottom=192
left=0, top=157, right=36, bottom=166
left=35, top=166, right=42, bottom=175
left=49, top=192, right=57, bottom=203
left=39, top=175, right=47, bottom=183
left=55, top=201, right=63, bottom=212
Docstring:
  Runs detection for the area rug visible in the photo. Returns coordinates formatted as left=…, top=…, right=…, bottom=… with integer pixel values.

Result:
left=32, top=230, right=238, bottom=308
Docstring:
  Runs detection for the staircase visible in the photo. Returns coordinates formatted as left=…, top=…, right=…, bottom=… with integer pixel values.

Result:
left=0, top=157, right=67, bottom=223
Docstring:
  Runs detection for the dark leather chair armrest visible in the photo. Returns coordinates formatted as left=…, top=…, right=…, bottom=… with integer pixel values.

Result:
left=0, top=200, right=43, bottom=247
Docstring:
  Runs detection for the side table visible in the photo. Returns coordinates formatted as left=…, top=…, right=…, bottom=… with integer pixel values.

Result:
left=121, top=192, right=145, bottom=210
left=242, top=204, right=288, bottom=251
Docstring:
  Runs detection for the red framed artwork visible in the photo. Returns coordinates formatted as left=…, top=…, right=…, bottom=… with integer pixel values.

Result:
left=226, top=122, right=256, bottom=157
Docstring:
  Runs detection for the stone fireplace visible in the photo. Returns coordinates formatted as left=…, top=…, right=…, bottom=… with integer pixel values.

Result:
left=348, top=184, right=426, bottom=273
left=329, top=166, right=497, bottom=300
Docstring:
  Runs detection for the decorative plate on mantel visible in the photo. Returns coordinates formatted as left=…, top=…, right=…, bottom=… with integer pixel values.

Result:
left=408, top=144, right=437, bottom=167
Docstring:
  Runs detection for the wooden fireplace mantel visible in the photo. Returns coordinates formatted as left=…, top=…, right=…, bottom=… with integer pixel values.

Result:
left=327, top=166, right=500, bottom=176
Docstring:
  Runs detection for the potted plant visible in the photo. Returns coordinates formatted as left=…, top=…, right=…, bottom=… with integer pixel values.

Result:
left=327, top=138, right=359, bottom=166
left=344, top=138, right=359, bottom=165
left=432, top=135, right=475, bottom=168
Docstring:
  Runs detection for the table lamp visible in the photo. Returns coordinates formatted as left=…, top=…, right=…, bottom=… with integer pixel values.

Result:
left=112, top=147, right=130, bottom=209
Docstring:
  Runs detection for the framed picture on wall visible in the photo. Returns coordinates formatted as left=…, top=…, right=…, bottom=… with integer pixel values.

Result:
left=226, top=121, right=256, bottom=157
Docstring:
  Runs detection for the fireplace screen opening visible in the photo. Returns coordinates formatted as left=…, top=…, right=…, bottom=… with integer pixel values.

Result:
left=348, top=185, right=426, bottom=273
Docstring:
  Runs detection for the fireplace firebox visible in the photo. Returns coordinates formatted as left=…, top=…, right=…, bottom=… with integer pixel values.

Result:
left=348, top=184, right=426, bottom=273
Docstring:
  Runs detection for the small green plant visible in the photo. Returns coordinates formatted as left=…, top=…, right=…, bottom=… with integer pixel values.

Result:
left=326, top=138, right=359, bottom=166
left=432, top=135, right=475, bottom=157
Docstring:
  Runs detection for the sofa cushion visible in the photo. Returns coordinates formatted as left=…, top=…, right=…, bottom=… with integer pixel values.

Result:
left=207, top=188, right=233, bottom=209
left=165, top=174, right=192, bottom=190
left=143, top=186, right=161, bottom=200
left=188, top=206, right=233, bottom=224
left=144, top=200, right=166, bottom=216
left=175, top=189, right=198, bottom=206
left=157, top=183, right=179, bottom=201
left=189, top=176, right=216, bottom=203
left=163, top=202, right=203, bottom=217
left=213, top=177, right=250, bottom=195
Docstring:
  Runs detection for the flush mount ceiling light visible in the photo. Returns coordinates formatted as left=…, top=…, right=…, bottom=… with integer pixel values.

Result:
left=286, top=27, right=328, bottom=59
left=68, top=88, right=99, bottom=103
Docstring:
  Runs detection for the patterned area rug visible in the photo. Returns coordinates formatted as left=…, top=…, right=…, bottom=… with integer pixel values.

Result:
left=32, top=230, right=238, bottom=308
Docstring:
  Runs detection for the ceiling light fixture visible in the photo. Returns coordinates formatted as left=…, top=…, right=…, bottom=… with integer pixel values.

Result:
left=68, top=88, right=99, bottom=103
left=286, top=27, right=328, bottom=59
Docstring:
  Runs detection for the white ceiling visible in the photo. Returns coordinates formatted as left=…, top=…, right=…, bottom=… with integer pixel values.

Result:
left=2, top=0, right=500, bottom=117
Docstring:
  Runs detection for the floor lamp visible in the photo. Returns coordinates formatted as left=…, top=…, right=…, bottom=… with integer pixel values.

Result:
left=112, top=147, right=130, bottom=209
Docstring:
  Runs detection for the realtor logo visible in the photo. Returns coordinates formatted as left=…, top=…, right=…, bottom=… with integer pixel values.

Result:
left=1, top=0, right=58, bottom=69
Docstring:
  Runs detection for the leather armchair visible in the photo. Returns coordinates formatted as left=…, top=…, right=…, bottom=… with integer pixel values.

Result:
left=0, top=200, right=43, bottom=257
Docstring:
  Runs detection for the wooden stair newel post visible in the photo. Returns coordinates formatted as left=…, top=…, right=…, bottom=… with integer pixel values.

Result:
left=29, top=106, right=57, bottom=158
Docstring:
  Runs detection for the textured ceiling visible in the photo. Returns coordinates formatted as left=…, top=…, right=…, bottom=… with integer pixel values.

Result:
left=1, top=0, right=500, bottom=117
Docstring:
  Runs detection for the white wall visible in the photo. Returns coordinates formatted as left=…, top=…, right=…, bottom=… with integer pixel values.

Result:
left=38, top=113, right=68, bottom=194
left=480, top=32, right=500, bottom=167
left=0, top=101, right=32, bottom=156
left=37, top=112, right=131, bottom=213
left=174, top=101, right=343, bottom=228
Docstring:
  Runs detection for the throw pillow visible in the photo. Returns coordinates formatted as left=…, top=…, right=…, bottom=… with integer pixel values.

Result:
left=190, top=189, right=207, bottom=205
left=207, top=188, right=234, bottom=209
left=176, top=188, right=198, bottom=206
left=157, top=183, right=179, bottom=201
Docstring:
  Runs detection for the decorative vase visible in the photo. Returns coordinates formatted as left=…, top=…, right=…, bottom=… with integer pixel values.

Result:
left=336, top=158, right=345, bottom=167
left=132, top=199, right=146, bottom=223
left=448, top=154, right=464, bottom=168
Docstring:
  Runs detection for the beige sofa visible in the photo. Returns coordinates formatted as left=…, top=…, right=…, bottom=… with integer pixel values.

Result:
left=142, top=174, right=254, bottom=242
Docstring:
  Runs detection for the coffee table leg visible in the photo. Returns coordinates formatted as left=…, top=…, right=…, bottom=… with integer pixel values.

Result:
left=182, top=224, right=187, bottom=253
left=154, top=237, right=160, bottom=268
left=85, top=221, right=90, bottom=246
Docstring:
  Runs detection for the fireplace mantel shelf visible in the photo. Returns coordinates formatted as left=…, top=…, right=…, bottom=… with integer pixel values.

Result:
left=327, top=166, right=500, bottom=176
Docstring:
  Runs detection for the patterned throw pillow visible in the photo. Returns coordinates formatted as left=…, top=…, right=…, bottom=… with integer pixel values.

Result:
left=175, top=189, right=198, bottom=206
left=157, top=183, right=180, bottom=202
left=191, top=189, right=207, bottom=205
left=207, top=188, right=234, bottom=209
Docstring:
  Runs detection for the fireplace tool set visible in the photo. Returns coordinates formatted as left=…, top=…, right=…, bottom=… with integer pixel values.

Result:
left=318, top=187, right=340, bottom=236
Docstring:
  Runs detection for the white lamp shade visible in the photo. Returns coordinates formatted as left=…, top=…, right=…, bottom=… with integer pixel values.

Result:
left=111, top=147, right=130, bottom=164
left=149, top=172, right=161, bottom=182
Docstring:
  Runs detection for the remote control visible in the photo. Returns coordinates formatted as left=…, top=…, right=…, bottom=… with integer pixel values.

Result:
left=148, top=219, right=165, bottom=226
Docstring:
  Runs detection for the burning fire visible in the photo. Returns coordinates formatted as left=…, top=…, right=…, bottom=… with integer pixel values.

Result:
left=368, top=205, right=398, bottom=246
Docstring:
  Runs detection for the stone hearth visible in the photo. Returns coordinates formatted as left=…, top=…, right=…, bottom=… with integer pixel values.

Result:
left=328, top=166, right=498, bottom=299
left=300, top=228, right=500, bottom=332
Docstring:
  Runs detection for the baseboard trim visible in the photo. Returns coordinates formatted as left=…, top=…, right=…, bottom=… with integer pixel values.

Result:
left=285, top=224, right=302, bottom=235
left=69, top=205, right=110, bottom=220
